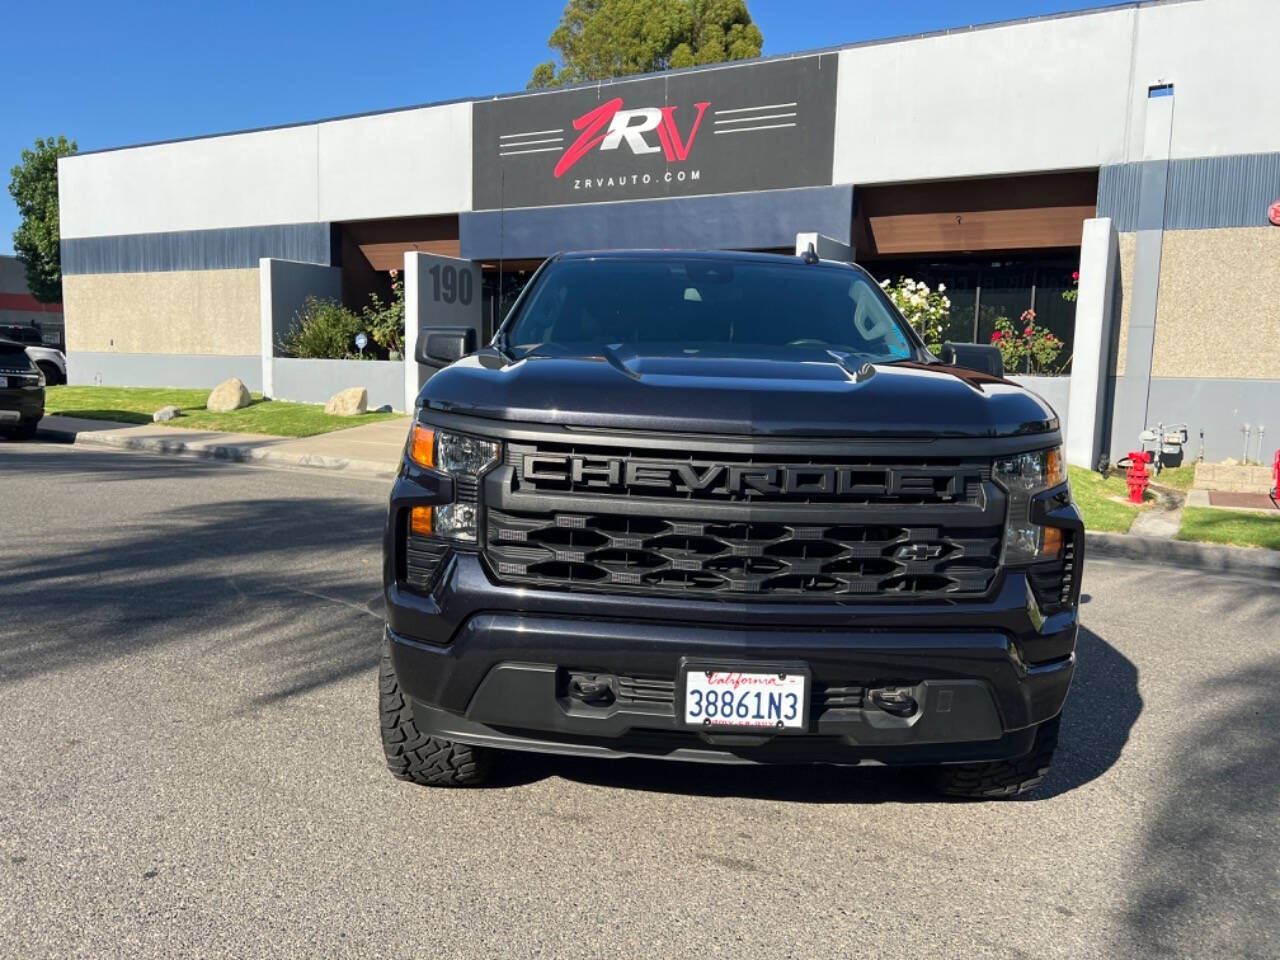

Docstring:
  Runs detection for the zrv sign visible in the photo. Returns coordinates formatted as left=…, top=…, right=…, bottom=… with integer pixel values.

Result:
left=472, top=55, right=838, bottom=210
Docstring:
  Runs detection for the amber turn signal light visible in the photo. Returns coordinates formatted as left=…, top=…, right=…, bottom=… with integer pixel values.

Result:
left=1041, top=526, right=1063, bottom=557
left=409, top=506, right=434, bottom=536
left=408, top=425, right=435, bottom=468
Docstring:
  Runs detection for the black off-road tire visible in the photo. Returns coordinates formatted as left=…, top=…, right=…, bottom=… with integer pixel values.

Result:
left=934, top=714, right=1060, bottom=799
left=379, top=638, right=492, bottom=787
left=36, top=361, right=62, bottom=386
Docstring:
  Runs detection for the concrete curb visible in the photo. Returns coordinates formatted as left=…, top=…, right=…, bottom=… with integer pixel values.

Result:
left=36, top=422, right=398, bottom=480
left=1086, top=531, right=1280, bottom=581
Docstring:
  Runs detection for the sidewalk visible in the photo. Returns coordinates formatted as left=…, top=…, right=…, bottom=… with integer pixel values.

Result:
left=37, top=414, right=409, bottom=478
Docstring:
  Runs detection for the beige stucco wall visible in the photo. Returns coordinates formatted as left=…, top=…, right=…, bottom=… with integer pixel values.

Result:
left=1151, top=227, right=1280, bottom=379
left=1113, top=231, right=1135, bottom=377
left=63, top=268, right=261, bottom=356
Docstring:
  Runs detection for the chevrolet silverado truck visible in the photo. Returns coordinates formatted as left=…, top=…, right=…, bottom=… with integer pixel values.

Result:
left=380, top=250, right=1080, bottom=799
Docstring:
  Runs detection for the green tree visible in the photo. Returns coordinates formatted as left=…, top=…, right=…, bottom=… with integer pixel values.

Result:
left=529, top=0, right=763, bottom=88
left=8, top=136, right=77, bottom=303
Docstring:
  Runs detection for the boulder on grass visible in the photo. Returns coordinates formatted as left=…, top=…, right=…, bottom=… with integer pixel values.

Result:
left=153, top=405, right=181, bottom=422
left=325, top=387, right=368, bottom=417
left=206, top=378, right=251, bottom=413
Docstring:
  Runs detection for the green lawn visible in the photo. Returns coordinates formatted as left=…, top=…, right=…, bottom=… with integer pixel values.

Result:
left=1068, top=465, right=1146, bottom=533
left=1177, top=506, right=1280, bottom=551
left=1151, top=464, right=1196, bottom=492
left=44, top=386, right=399, bottom=438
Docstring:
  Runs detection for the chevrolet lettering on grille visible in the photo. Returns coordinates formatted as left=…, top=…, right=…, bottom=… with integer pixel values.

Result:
left=521, top=454, right=957, bottom=500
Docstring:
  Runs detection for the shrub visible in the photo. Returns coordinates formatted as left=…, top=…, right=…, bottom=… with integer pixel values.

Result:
left=362, top=269, right=405, bottom=357
left=279, top=297, right=364, bottom=359
left=879, top=277, right=951, bottom=349
left=990, top=309, right=1064, bottom=374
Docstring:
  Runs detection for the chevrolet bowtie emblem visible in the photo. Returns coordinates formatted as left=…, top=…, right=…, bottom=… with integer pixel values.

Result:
left=896, top=544, right=944, bottom=561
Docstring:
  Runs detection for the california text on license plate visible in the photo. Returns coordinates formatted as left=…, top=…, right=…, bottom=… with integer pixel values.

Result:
left=682, top=667, right=809, bottom=730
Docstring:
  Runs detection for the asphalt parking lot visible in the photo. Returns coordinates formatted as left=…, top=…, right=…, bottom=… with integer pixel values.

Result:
left=1, top=441, right=1276, bottom=959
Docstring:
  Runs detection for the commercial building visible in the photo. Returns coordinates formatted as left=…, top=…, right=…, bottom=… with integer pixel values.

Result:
left=0, top=255, right=64, bottom=348
left=57, top=0, right=1280, bottom=463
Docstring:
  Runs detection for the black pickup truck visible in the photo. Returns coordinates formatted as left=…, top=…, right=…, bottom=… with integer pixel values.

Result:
left=380, top=250, right=1080, bottom=799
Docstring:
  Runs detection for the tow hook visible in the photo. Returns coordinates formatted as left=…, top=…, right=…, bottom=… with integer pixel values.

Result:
left=567, top=673, right=615, bottom=706
left=870, top=686, right=919, bottom=718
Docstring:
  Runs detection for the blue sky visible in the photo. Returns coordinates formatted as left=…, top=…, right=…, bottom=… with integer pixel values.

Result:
left=0, top=0, right=1114, bottom=255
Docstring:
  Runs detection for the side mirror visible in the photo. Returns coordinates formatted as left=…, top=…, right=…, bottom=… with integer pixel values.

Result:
left=417, top=327, right=477, bottom=366
left=940, top=342, right=1004, bottom=379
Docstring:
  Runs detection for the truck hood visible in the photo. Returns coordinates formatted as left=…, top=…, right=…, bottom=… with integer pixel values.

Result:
left=421, top=345, right=1059, bottom=438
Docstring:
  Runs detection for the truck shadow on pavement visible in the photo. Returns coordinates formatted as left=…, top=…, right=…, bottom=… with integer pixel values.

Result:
left=1116, top=653, right=1279, bottom=956
left=492, top=625, right=1141, bottom=805
left=0, top=447, right=388, bottom=704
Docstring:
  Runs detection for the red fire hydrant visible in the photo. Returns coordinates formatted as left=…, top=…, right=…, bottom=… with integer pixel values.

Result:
left=1126, top=450, right=1150, bottom=504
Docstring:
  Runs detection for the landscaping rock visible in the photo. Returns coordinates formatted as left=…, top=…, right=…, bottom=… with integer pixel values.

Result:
left=206, top=378, right=251, bottom=413
left=153, top=405, right=181, bottom=422
left=325, top=387, right=368, bottom=417
left=373, top=404, right=393, bottom=413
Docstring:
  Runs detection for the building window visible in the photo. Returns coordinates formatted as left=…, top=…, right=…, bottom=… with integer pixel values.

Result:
left=868, top=254, right=1078, bottom=374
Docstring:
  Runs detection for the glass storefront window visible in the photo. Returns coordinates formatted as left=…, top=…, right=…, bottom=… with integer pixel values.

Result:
left=867, top=254, right=1078, bottom=375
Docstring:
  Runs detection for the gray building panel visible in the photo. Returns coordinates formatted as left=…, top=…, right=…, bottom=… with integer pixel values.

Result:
left=459, top=185, right=854, bottom=261
left=67, top=351, right=263, bottom=391
left=1110, top=376, right=1280, bottom=462
left=1164, top=153, right=1280, bottom=229
left=61, top=223, right=335, bottom=275
left=271, top=358, right=405, bottom=411
left=1098, top=151, right=1280, bottom=231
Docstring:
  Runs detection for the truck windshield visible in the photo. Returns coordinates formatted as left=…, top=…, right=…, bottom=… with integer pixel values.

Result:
left=504, top=257, right=917, bottom=363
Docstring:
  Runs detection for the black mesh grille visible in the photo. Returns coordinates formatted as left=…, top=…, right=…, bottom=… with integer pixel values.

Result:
left=617, top=676, right=675, bottom=704
left=485, top=440, right=1003, bottom=601
left=487, top=509, right=1001, bottom=598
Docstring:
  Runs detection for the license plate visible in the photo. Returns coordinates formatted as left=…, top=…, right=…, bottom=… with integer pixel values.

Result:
left=680, top=662, right=809, bottom=731
left=0, top=377, right=7, bottom=388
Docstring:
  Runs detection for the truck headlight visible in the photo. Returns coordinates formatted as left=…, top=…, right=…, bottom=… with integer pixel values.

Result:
left=407, top=425, right=500, bottom=542
left=436, top=431, right=501, bottom=477
left=994, top=446, right=1067, bottom=564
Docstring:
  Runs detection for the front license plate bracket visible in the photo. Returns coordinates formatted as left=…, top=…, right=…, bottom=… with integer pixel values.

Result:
left=676, top=658, right=812, bottom=735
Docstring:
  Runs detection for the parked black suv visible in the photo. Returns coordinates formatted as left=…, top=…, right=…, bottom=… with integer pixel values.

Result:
left=381, top=251, right=1080, bottom=798
left=0, top=338, right=45, bottom=440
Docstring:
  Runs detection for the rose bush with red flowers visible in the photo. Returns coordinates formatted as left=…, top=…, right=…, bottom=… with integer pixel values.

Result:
left=990, top=309, right=1064, bottom=373
left=1062, top=268, right=1080, bottom=303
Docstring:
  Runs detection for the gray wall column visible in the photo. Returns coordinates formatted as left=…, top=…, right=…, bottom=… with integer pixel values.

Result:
left=259, top=258, right=343, bottom=398
left=1110, top=88, right=1174, bottom=459
left=1065, top=218, right=1118, bottom=468
left=404, top=253, right=425, bottom=414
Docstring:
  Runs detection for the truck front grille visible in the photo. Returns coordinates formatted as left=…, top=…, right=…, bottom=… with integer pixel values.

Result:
left=486, top=509, right=1001, bottom=598
left=483, top=440, right=1004, bottom=601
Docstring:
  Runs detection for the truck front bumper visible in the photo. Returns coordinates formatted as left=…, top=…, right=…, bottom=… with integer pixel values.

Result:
left=385, top=553, right=1076, bottom=767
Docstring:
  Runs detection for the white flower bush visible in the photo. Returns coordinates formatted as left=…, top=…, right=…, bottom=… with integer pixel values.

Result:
left=879, top=277, right=952, bottom=347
